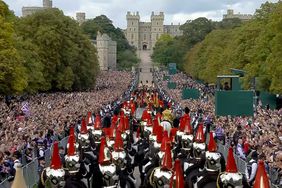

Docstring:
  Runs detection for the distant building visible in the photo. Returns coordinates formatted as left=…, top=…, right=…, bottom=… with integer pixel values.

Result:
left=125, top=11, right=183, bottom=50
left=223, top=9, right=253, bottom=21
left=94, top=32, right=117, bottom=71
left=22, top=0, right=52, bottom=17
left=76, top=12, right=86, bottom=25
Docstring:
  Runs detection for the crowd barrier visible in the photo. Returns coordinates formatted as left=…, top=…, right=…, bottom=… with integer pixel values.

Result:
left=0, top=136, right=69, bottom=188
left=217, top=142, right=281, bottom=188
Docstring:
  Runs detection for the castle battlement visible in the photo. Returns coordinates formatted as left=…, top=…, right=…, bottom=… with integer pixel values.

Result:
left=126, top=11, right=140, bottom=19
left=125, top=12, right=182, bottom=50
left=151, top=11, right=164, bottom=19
left=22, top=0, right=52, bottom=17
left=223, top=9, right=253, bottom=21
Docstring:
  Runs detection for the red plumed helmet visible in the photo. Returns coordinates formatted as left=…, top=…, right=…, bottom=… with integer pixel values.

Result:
left=94, top=115, right=101, bottom=129
left=87, top=112, right=92, bottom=124
left=67, top=135, right=76, bottom=156
left=156, top=125, right=164, bottom=143
left=172, top=159, right=184, bottom=188
left=253, top=160, right=270, bottom=188
left=161, top=142, right=172, bottom=171
left=226, top=147, right=238, bottom=173
left=80, top=118, right=88, bottom=134
left=50, top=142, right=62, bottom=170
left=184, top=119, right=193, bottom=135
left=208, top=132, right=217, bottom=152
left=99, top=137, right=111, bottom=165
left=194, top=124, right=205, bottom=143
left=114, top=130, right=124, bottom=152
left=160, top=131, right=170, bottom=152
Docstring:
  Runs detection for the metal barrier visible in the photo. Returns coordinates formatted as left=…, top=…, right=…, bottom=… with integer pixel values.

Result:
left=23, top=160, right=39, bottom=188
left=217, top=142, right=281, bottom=188
left=0, top=136, right=69, bottom=188
left=0, top=180, right=11, bottom=188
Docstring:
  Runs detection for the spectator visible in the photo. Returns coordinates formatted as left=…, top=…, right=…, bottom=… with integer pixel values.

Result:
left=245, top=151, right=258, bottom=186
left=237, top=139, right=246, bottom=160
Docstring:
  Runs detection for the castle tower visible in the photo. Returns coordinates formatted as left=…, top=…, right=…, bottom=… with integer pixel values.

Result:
left=97, top=32, right=109, bottom=70
left=151, top=12, right=164, bottom=49
left=227, top=9, right=234, bottom=16
left=126, top=11, right=140, bottom=49
left=76, top=12, right=86, bottom=25
left=43, top=0, right=52, bottom=8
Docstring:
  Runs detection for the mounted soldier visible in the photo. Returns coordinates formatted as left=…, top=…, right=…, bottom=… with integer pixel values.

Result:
left=195, top=132, right=226, bottom=188
left=78, top=118, right=99, bottom=188
left=184, top=124, right=206, bottom=188
left=147, top=142, right=174, bottom=188
left=38, top=142, right=65, bottom=188
left=64, top=134, right=88, bottom=188
left=216, top=147, right=251, bottom=188
left=98, top=136, right=119, bottom=187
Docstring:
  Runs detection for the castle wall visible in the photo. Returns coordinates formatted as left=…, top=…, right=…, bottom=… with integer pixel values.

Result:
left=96, top=33, right=117, bottom=71
left=223, top=9, right=253, bottom=21
left=22, top=7, right=44, bottom=17
left=22, top=0, right=52, bottom=17
left=108, top=40, right=117, bottom=70
left=164, top=24, right=183, bottom=37
left=125, top=11, right=182, bottom=50
left=76, top=12, right=86, bottom=25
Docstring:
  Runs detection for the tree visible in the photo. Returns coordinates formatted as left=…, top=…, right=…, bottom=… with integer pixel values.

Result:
left=0, top=1, right=27, bottom=95
left=81, top=15, right=139, bottom=69
left=16, top=8, right=99, bottom=91
left=180, top=17, right=214, bottom=47
left=152, top=17, right=215, bottom=71
left=184, top=1, right=282, bottom=94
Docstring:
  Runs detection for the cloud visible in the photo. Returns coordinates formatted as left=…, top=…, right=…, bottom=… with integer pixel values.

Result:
left=3, top=0, right=279, bottom=28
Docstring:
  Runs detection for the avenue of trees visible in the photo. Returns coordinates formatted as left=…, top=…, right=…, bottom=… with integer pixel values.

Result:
left=153, top=2, right=282, bottom=94
left=0, top=2, right=100, bottom=95
left=81, top=15, right=139, bottom=70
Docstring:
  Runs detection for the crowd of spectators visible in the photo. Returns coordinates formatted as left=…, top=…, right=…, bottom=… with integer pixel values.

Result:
left=0, top=71, right=137, bottom=183
left=155, top=70, right=282, bottom=186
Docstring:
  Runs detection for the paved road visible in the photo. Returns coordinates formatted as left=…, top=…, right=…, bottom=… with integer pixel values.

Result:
left=133, top=50, right=154, bottom=187
left=138, top=50, right=153, bottom=84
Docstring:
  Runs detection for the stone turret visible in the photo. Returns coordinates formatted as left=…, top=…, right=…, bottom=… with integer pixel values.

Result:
left=126, top=11, right=140, bottom=48
left=43, top=0, right=52, bottom=8
left=223, top=9, right=253, bottom=21
left=76, top=12, right=86, bottom=25
left=151, top=12, right=164, bottom=48
left=124, top=12, right=183, bottom=50
left=22, top=0, right=52, bottom=17
left=96, top=32, right=117, bottom=71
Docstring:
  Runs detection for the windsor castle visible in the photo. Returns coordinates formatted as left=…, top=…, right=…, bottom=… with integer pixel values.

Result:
left=124, top=12, right=183, bottom=50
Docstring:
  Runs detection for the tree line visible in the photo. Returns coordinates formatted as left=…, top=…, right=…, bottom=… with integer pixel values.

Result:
left=0, top=2, right=138, bottom=95
left=152, top=2, right=282, bottom=94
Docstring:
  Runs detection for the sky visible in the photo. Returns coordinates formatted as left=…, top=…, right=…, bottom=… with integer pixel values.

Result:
left=4, top=0, right=278, bottom=29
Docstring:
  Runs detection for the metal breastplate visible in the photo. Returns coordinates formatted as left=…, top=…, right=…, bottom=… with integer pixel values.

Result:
left=205, top=151, right=222, bottom=172
left=92, top=129, right=102, bottom=144
left=99, top=164, right=118, bottom=187
left=151, top=167, right=173, bottom=188
left=45, top=167, right=66, bottom=188
left=106, top=139, right=115, bottom=150
left=112, top=151, right=126, bottom=169
left=219, top=172, right=244, bottom=188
